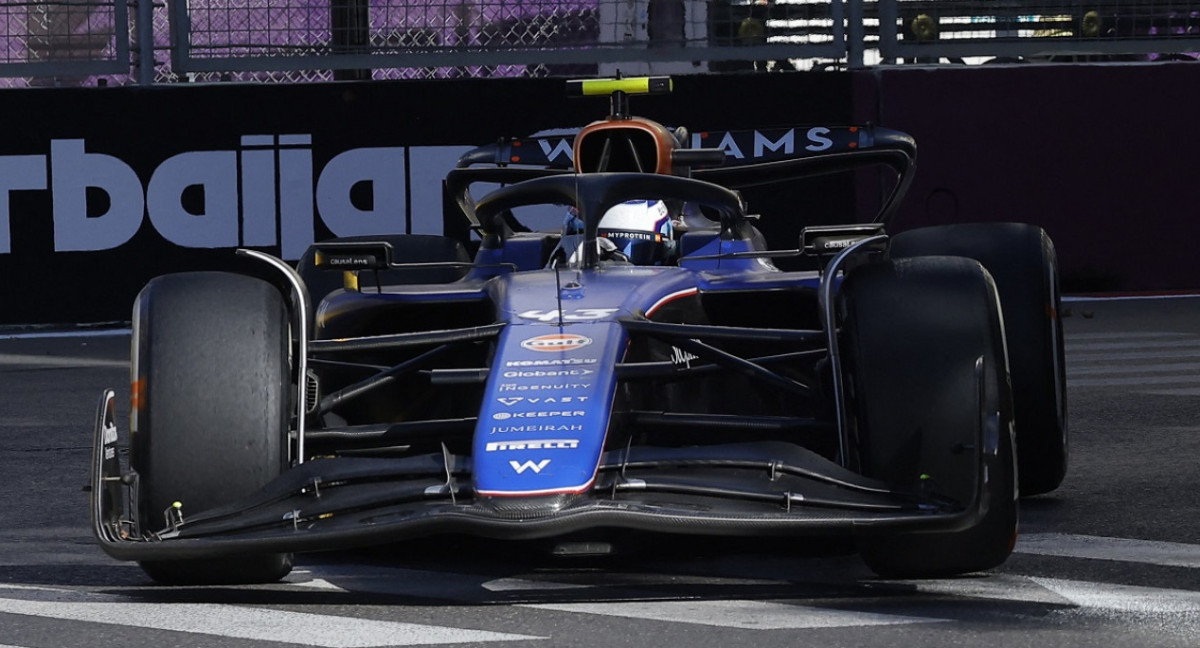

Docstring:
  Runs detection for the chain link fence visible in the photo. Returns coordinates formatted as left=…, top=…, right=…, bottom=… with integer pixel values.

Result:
left=1, top=1, right=1199, bottom=86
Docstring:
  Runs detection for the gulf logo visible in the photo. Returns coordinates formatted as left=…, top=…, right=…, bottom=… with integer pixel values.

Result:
left=520, top=333, right=593, bottom=353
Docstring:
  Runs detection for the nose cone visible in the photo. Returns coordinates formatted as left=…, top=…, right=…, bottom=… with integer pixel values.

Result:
left=472, top=322, right=625, bottom=497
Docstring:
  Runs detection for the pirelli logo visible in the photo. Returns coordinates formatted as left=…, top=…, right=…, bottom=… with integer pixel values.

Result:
left=485, top=439, right=580, bottom=452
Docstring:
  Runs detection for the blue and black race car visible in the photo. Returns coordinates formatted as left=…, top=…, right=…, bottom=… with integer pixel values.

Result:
left=91, top=76, right=1067, bottom=584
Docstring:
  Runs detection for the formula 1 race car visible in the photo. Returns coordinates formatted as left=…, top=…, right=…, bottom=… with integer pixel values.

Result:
left=91, top=76, right=1067, bottom=585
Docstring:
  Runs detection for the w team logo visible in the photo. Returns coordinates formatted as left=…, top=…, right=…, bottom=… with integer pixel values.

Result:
left=510, top=459, right=551, bottom=474
left=520, top=333, right=592, bottom=353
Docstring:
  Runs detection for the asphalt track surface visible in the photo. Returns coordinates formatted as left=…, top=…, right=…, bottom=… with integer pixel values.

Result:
left=0, top=296, right=1197, bottom=648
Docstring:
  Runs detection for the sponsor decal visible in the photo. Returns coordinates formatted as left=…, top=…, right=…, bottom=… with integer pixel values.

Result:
left=510, top=459, right=551, bottom=474
left=505, top=358, right=597, bottom=367
left=601, top=229, right=661, bottom=242
left=493, top=410, right=587, bottom=420
left=491, top=424, right=585, bottom=433
left=485, top=439, right=580, bottom=452
left=691, top=127, right=835, bottom=160
left=502, top=369, right=594, bottom=378
left=538, top=138, right=573, bottom=163
left=102, top=420, right=118, bottom=460
left=498, top=382, right=592, bottom=392
left=520, top=333, right=593, bottom=353
left=518, top=308, right=619, bottom=323
left=496, top=396, right=589, bottom=406
left=671, top=345, right=700, bottom=368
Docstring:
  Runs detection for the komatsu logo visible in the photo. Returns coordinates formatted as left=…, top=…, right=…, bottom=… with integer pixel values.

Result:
left=0, top=135, right=430, bottom=259
left=505, top=358, right=596, bottom=367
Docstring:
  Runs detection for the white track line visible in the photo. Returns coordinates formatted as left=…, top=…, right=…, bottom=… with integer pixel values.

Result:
left=295, top=564, right=946, bottom=630
left=1064, top=294, right=1200, bottom=302
left=0, top=354, right=126, bottom=369
left=0, top=328, right=129, bottom=340
left=525, top=598, right=945, bottom=629
left=1031, top=578, right=1200, bottom=613
left=1067, top=332, right=1194, bottom=341
left=1067, top=349, right=1200, bottom=363
left=1016, top=533, right=1200, bottom=569
left=1067, top=375, right=1200, bottom=388
left=0, top=598, right=539, bottom=647
left=1065, top=339, right=1200, bottom=352
left=1066, top=362, right=1200, bottom=376
left=904, top=574, right=1200, bottom=613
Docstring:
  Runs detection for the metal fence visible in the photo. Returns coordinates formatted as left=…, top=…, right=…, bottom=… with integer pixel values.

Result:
left=2, top=1, right=1200, bottom=86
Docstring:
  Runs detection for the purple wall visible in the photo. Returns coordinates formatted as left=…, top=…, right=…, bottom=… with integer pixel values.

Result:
left=855, top=62, right=1200, bottom=293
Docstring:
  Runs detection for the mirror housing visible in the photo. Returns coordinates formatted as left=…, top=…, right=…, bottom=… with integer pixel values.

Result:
left=801, top=224, right=886, bottom=257
left=312, top=241, right=394, bottom=271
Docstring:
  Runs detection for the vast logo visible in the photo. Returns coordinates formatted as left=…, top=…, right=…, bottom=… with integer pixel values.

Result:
left=0, top=135, right=461, bottom=258
left=497, top=396, right=588, bottom=406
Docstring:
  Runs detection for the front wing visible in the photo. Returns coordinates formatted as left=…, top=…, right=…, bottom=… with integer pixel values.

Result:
left=91, top=389, right=1005, bottom=562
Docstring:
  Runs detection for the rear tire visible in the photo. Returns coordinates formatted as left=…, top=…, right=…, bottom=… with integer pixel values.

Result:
left=131, top=272, right=293, bottom=585
left=891, top=223, right=1067, bottom=496
left=840, top=257, right=1018, bottom=578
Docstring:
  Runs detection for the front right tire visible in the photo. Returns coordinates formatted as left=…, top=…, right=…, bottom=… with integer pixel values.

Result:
left=840, top=256, right=1018, bottom=578
left=891, top=223, right=1067, bottom=496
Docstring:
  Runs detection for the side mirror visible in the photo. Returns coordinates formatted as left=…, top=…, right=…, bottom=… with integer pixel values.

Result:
left=312, top=241, right=394, bottom=271
left=801, top=224, right=886, bottom=257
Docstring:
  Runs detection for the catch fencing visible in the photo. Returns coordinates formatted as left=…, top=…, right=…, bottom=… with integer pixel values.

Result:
left=2, top=1, right=1200, bottom=86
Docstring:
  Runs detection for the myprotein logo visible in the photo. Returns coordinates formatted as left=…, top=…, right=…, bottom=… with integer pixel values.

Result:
left=520, top=334, right=593, bottom=353
left=0, top=135, right=426, bottom=258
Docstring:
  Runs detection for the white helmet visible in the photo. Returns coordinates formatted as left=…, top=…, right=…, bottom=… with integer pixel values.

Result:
left=597, top=200, right=676, bottom=265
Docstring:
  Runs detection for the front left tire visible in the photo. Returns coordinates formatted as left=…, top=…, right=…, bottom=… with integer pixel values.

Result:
left=131, top=271, right=293, bottom=585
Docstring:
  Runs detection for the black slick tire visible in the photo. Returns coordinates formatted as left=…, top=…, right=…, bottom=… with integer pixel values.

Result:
left=131, top=272, right=293, bottom=585
left=841, top=257, right=1018, bottom=578
left=891, top=223, right=1067, bottom=496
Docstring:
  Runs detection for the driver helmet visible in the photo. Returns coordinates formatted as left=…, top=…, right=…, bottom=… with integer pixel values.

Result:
left=597, top=200, right=677, bottom=265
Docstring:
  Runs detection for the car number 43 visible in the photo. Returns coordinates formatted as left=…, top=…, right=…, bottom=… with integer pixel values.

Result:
left=518, top=309, right=619, bottom=322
